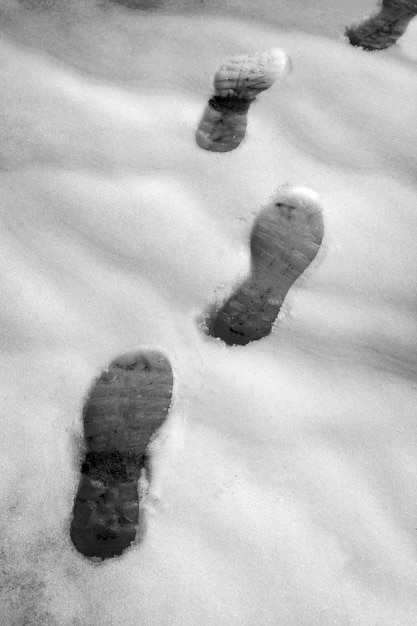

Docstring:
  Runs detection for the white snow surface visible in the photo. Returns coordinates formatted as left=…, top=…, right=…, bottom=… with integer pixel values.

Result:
left=1, top=1, right=417, bottom=624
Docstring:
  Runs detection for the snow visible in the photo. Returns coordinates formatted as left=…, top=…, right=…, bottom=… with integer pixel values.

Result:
left=1, top=0, right=417, bottom=624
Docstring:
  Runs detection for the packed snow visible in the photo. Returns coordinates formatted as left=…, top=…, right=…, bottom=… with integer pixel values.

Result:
left=1, top=0, right=417, bottom=624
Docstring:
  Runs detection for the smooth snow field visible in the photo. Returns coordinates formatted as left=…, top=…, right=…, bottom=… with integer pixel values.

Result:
left=1, top=0, right=417, bottom=624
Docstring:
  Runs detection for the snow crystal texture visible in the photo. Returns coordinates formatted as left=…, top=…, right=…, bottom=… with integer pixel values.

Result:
left=1, top=0, right=417, bottom=624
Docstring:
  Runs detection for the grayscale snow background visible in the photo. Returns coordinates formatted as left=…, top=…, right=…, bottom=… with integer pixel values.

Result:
left=1, top=0, right=417, bottom=624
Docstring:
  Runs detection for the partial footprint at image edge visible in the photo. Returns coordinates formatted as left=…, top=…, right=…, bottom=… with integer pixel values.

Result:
left=345, top=0, right=417, bottom=51
left=205, top=189, right=324, bottom=346
left=70, top=350, right=173, bottom=561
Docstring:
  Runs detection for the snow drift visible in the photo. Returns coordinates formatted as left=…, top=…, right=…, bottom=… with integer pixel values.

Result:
left=1, top=1, right=417, bottom=624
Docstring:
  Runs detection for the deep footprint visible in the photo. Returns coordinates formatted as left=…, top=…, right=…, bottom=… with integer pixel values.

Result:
left=206, top=189, right=324, bottom=346
left=345, top=0, right=417, bottom=51
left=70, top=350, right=173, bottom=560
left=196, top=48, right=290, bottom=153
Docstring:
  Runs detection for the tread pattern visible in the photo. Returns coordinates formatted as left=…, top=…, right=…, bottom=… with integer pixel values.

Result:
left=70, top=351, right=173, bottom=560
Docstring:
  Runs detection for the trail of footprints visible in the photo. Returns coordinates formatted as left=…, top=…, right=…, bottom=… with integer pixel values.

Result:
left=71, top=0, right=409, bottom=560
left=72, top=185, right=323, bottom=560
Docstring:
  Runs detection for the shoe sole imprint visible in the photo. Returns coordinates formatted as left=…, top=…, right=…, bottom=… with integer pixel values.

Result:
left=196, top=48, right=290, bottom=153
left=206, top=189, right=324, bottom=345
left=70, top=350, right=173, bottom=560
left=345, top=0, right=417, bottom=50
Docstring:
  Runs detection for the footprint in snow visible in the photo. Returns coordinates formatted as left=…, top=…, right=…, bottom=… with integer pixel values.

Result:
left=70, top=351, right=173, bottom=560
left=196, top=48, right=291, bottom=153
left=345, top=0, right=417, bottom=51
left=205, top=188, right=324, bottom=346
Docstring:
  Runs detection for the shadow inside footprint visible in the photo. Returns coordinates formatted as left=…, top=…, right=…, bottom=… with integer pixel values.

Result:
left=70, top=350, right=173, bottom=561
left=206, top=190, right=324, bottom=346
left=107, top=0, right=164, bottom=9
